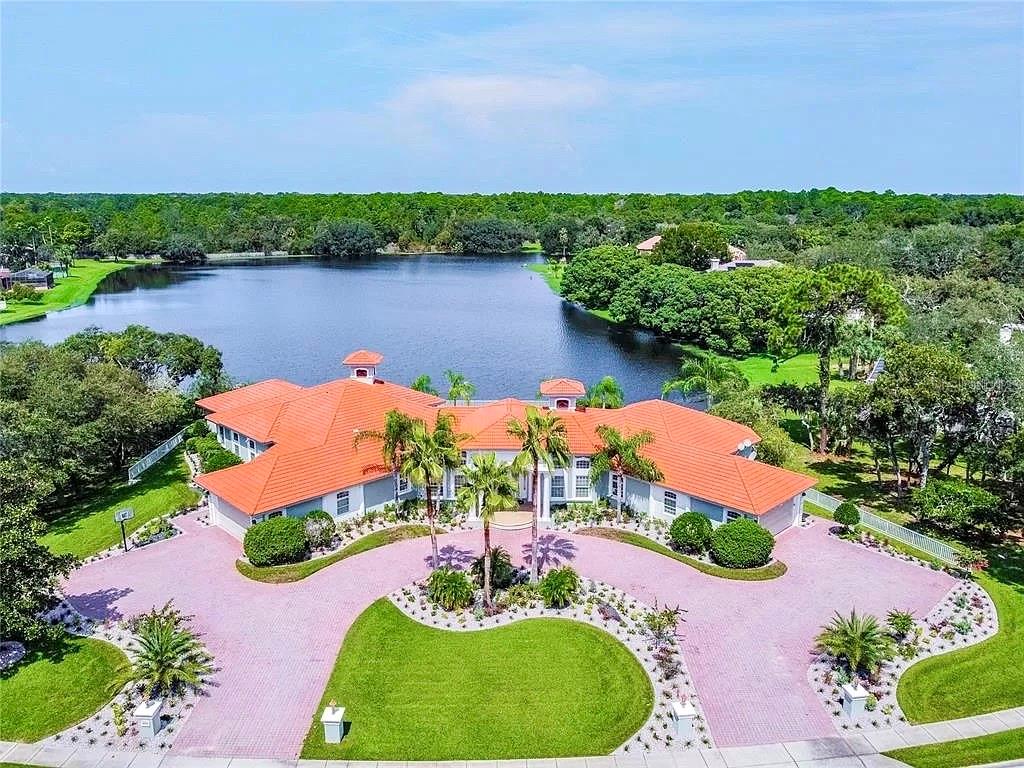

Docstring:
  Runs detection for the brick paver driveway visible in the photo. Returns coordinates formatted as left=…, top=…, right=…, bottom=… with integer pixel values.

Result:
left=63, top=513, right=953, bottom=757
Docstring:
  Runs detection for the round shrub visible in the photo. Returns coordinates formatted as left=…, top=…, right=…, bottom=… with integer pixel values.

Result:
left=243, top=516, right=309, bottom=567
left=669, top=512, right=713, bottom=553
left=538, top=566, right=581, bottom=608
left=834, top=502, right=861, bottom=529
left=427, top=567, right=475, bottom=611
left=710, top=518, right=774, bottom=569
left=470, top=546, right=517, bottom=590
left=304, top=509, right=336, bottom=550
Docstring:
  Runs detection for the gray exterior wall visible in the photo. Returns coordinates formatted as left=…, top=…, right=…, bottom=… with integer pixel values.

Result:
left=283, top=497, right=323, bottom=518
left=691, top=497, right=726, bottom=523
left=364, top=476, right=396, bottom=510
left=624, top=476, right=652, bottom=514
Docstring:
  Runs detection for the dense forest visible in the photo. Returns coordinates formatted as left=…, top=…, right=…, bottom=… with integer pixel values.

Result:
left=1, top=191, right=1023, bottom=280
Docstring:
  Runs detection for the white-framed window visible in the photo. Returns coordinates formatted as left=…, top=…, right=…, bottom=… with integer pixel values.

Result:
left=247, top=438, right=256, bottom=451
left=336, top=491, right=350, bottom=516
left=218, top=425, right=226, bottom=440
left=610, top=473, right=621, bottom=499
left=398, top=476, right=410, bottom=494
left=460, top=451, right=468, bottom=465
left=555, top=398, right=570, bottom=410
left=664, top=490, right=677, bottom=515
left=232, top=431, right=240, bottom=443
left=725, top=509, right=743, bottom=522
left=551, top=472, right=565, bottom=499
left=267, top=510, right=284, bottom=519
left=429, top=482, right=442, bottom=499
left=454, top=473, right=467, bottom=492
left=574, top=458, right=591, bottom=497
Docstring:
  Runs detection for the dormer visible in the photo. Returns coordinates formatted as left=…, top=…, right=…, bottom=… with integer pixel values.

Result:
left=342, top=349, right=383, bottom=382
left=539, top=378, right=586, bottom=411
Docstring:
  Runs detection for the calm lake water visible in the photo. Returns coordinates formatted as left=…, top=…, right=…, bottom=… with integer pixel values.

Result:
left=0, top=255, right=685, bottom=401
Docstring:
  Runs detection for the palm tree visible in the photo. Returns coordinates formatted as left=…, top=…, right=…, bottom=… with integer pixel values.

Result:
left=445, top=370, right=476, bottom=405
left=507, top=406, right=571, bottom=583
left=410, top=374, right=439, bottom=396
left=815, top=609, right=893, bottom=677
left=133, top=614, right=213, bottom=699
left=456, top=452, right=517, bottom=609
left=590, top=425, right=663, bottom=523
left=400, top=414, right=464, bottom=566
left=662, top=352, right=742, bottom=408
left=586, top=376, right=624, bottom=409
left=354, top=409, right=417, bottom=507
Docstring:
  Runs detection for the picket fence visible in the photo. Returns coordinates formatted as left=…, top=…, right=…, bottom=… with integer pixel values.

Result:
left=128, top=428, right=186, bottom=483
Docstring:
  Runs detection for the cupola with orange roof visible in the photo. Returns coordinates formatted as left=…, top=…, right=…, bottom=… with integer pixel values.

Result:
left=342, top=349, right=383, bottom=382
left=539, top=377, right=586, bottom=411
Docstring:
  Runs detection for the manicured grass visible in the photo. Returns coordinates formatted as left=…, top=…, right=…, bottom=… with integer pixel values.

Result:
left=0, top=634, right=131, bottom=742
left=301, top=599, right=652, bottom=759
left=884, top=727, right=1024, bottom=768
left=732, top=352, right=820, bottom=387
left=577, top=527, right=787, bottom=581
left=41, top=448, right=200, bottom=559
left=0, top=258, right=145, bottom=326
left=897, top=543, right=1024, bottom=723
left=236, top=525, right=432, bottom=583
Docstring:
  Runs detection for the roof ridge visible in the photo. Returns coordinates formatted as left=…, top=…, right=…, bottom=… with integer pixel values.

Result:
left=731, top=455, right=759, bottom=513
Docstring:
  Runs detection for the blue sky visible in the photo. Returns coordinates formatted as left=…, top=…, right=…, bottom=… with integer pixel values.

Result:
left=2, top=2, right=1020, bottom=194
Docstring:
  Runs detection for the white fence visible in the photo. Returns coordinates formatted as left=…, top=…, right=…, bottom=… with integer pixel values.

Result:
left=128, top=428, right=186, bottom=483
left=803, top=488, right=959, bottom=564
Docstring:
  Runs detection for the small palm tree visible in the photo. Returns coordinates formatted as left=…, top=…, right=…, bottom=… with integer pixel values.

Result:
left=400, top=414, right=464, bottom=566
left=590, top=425, right=663, bottom=522
left=133, top=612, right=213, bottom=699
left=507, top=406, right=571, bottom=583
left=816, top=609, right=893, bottom=677
left=586, top=376, right=625, bottom=409
left=445, top=370, right=476, bottom=405
left=354, top=409, right=417, bottom=506
left=410, top=374, right=439, bottom=396
left=457, top=452, right=518, bottom=608
left=662, top=352, right=742, bottom=408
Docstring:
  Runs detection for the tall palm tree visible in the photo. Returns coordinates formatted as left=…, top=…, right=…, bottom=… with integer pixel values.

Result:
left=133, top=615, right=213, bottom=699
left=590, top=425, right=663, bottom=523
left=507, top=406, right=571, bottom=583
left=353, top=409, right=417, bottom=506
left=586, top=376, right=625, bottom=409
left=445, top=370, right=476, bottom=405
left=400, top=413, right=464, bottom=566
left=815, top=609, right=893, bottom=677
left=662, top=352, right=742, bottom=408
left=456, top=452, right=518, bottom=608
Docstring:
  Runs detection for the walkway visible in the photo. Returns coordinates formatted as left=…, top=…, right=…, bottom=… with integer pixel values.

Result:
left=58, top=513, right=956, bottom=758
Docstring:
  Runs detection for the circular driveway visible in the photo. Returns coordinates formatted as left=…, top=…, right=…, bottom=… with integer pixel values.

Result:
left=62, top=513, right=954, bottom=758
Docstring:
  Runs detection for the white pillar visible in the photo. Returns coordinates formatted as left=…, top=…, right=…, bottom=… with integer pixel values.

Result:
left=671, top=700, right=696, bottom=739
left=841, top=683, right=869, bottom=718
left=321, top=705, right=346, bottom=744
left=133, top=699, right=163, bottom=739
left=542, top=472, right=552, bottom=519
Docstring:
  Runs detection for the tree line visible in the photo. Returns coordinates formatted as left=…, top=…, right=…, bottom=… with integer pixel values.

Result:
left=2, top=190, right=1021, bottom=277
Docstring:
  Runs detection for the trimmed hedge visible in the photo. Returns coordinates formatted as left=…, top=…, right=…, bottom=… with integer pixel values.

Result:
left=710, top=518, right=775, bottom=569
left=186, top=434, right=243, bottom=473
left=243, top=516, right=309, bottom=566
left=669, top=512, right=713, bottom=553
left=834, top=501, right=861, bottom=529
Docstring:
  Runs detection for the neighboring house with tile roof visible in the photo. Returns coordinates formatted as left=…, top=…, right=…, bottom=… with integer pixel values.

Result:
left=195, top=352, right=815, bottom=539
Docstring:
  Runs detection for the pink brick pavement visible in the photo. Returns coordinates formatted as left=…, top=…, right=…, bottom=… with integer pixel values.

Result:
left=62, top=514, right=953, bottom=757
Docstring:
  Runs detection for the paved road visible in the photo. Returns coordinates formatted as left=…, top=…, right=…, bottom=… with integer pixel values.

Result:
left=62, top=514, right=954, bottom=758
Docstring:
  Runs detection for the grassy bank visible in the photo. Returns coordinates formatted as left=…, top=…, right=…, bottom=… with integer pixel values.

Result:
left=0, top=634, right=131, bottom=742
left=236, top=525, right=432, bottom=583
left=41, top=448, right=200, bottom=559
left=884, top=727, right=1024, bottom=768
left=576, top=527, right=787, bottom=581
left=0, top=259, right=146, bottom=326
left=301, top=599, right=652, bottom=759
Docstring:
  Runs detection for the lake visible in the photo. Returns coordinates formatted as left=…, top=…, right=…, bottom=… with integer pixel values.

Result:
left=0, top=255, right=686, bottom=401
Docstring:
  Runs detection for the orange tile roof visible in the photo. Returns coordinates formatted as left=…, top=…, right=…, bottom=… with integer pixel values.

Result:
left=342, top=349, right=384, bottom=366
left=195, top=377, right=814, bottom=517
left=539, top=378, right=586, bottom=396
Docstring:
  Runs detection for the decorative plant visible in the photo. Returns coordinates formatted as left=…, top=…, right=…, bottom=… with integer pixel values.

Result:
left=709, top=518, right=774, bottom=568
left=815, top=610, right=893, bottom=676
left=668, top=512, right=713, bottom=554
left=834, top=501, right=861, bottom=531
left=885, top=609, right=915, bottom=639
left=427, top=567, right=475, bottom=611
left=470, top=545, right=517, bottom=592
left=303, top=510, right=336, bottom=550
left=242, top=516, right=309, bottom=566
left=538, top=566, right=581, bottom=608
left=131, top=602, right=213, bottom=699
left=590, top=424, right=663, bottom=523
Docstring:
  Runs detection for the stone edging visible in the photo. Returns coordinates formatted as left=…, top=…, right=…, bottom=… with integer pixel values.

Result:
left=389, top=577, right=713, bottom=753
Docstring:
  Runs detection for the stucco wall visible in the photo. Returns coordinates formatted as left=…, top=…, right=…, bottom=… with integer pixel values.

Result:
left=210, top=495, right=252, bottom=540
left=624, top=476, right=652, bottom=515
left=364, top=476, right=395, bottom=510
left=691, top=497, right=727, bottom=523
left=758, top=495, right=803, bottom=534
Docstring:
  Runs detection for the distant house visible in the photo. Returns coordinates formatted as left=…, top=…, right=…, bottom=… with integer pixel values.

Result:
left=12, top=268, right=54, bottom=290
left=0, top=268, right=12, bottom=290
left=635, top=238, right=779, bottom=272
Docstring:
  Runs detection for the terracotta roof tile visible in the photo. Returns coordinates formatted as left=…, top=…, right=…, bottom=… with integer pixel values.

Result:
left=342, top=349, right=384, bottom=366
left=539, top=378, right=586, bottom=396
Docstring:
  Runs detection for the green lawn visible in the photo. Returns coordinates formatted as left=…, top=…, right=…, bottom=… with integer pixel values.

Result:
left=0, top=259, right=145, bottom=326
left=576, top=527, right=787, bottom=581
left=884, top=727, right=1024, bottom=768
left=0, top=634, right=132, bottom=742
left=41, top=448, right=200, bottom=559
left=301, top=599, right=652, bottom=759
left=236, top=525, right=432, bottom=583
left=897, top=543, right=1024, bottom=722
